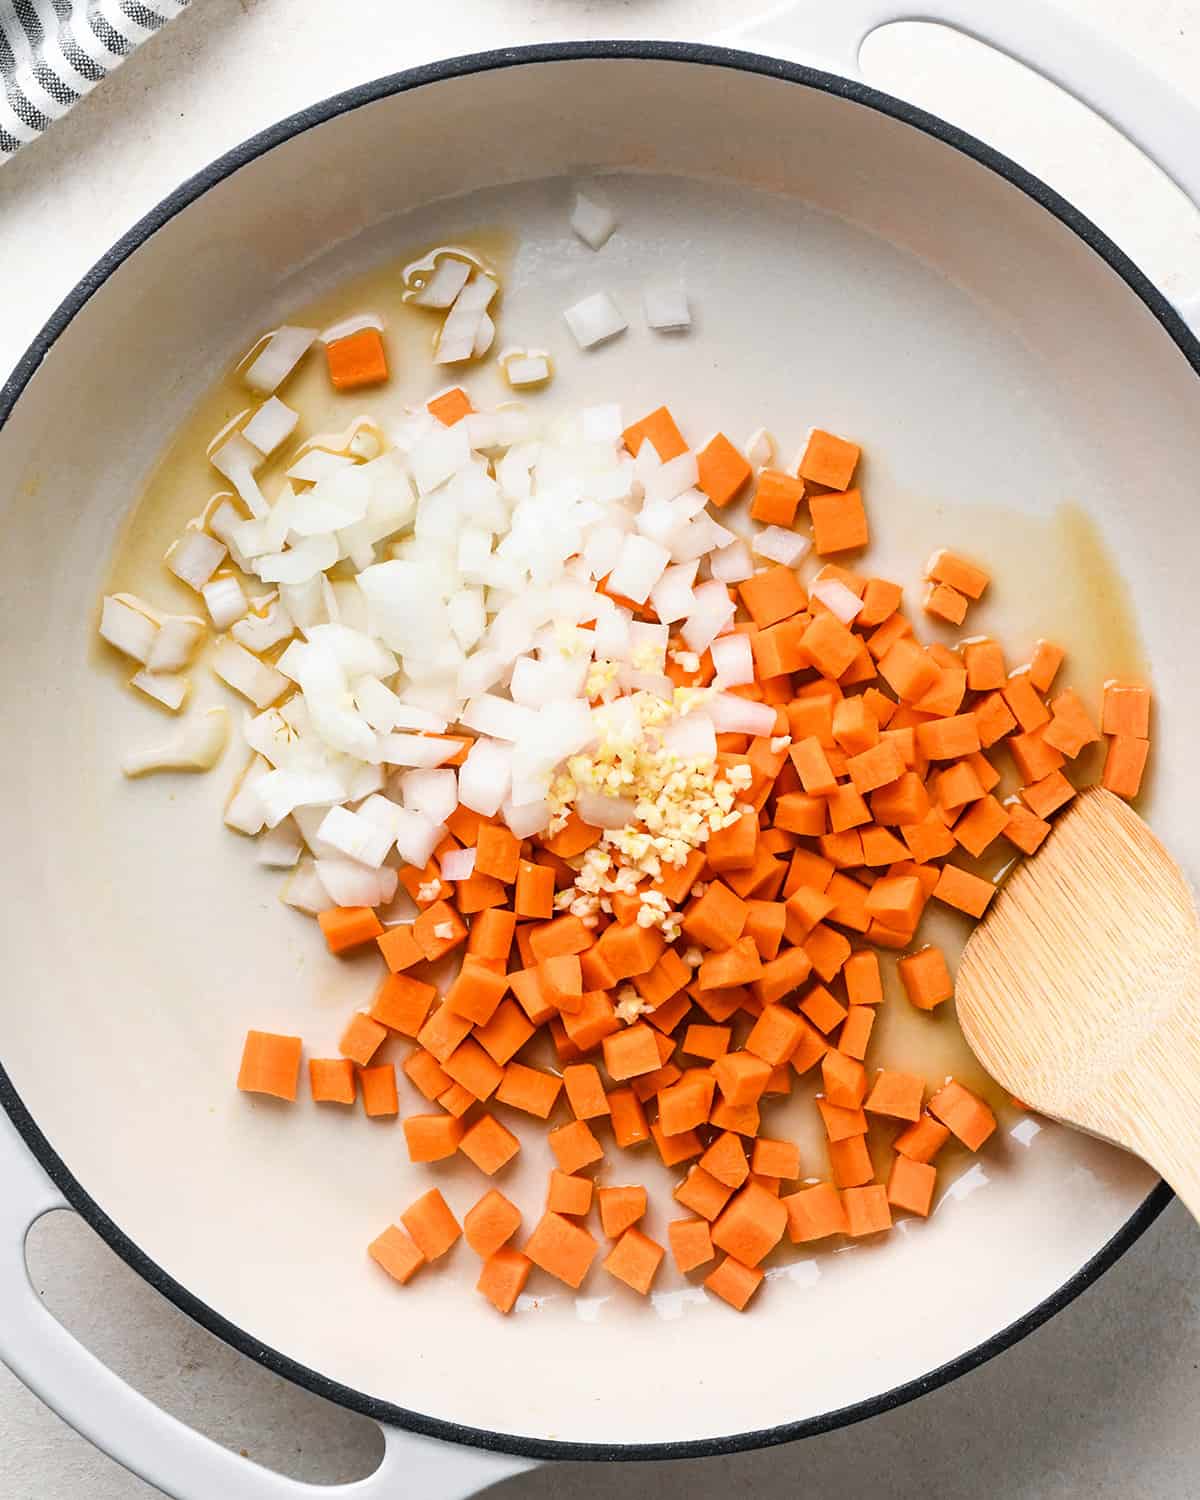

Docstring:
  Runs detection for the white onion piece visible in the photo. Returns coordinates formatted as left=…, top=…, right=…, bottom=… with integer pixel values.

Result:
left=661, top=711, right=716, bottom=760
left=746, top=428, right=775, bottom=469
left=320, top=312, right=383, bottom=344
left=354, top=675, right=432, bottom=733
left=670, top=513, right=736, bottom=563
left=570, top=191, right=616, bottom=249
left=563, top=292, right=627, bottom=350
left=399, top=767, right=458, bottom=825
left=255, top=534, right=339, bottom=586
left=225, top=754, right=272, bottom=834
left=411, top=257, right=472, bottom=309
left=287, top=449, right=355, bottom=484
left=458, top=737, right=512, bottom=816
left=243, top=326, right=316, bottom=394
left=257, top=768, right=345, bottom=828
left=447, top=589, right=487, bottom=651
left=167, top=530, right=226, bottom=592
left=290, top=465, right=372, bottom=535
left=376, top=733, right=458, bottom=768
left=410, top=421, right=472, bottom=495
left=461, top=694, right=536, bottom=742
left=708, top=692, right=778, bottom=736
left=440, top=846, right=476, bottom=882
left=754, top=526, right=812, bottom=567
left=502, top=351, right=551, bottom=388
left=681, top=578, right=736, bottom=655
left=582, top=523, right=627, bottom=581
left=122, top=708, right=228, bottom=778
left=207, top=498, right=247, bottom=550
left=317, top=805, right=394, bottom=868
left=643, top=451, right=699, bottom=505
left=643, top=282, right=691, bottom=331
left=391, top=809, right=444, bottom=869
left=581, top=404, right=623, bottom=444
left=130, top=670, right=189, bottom=712
left=473, top=313, right=496, bottom=359
left=281, top=858, right=331, bottom=914
left=710, top=633, right=755, bottom=687
left=435, top=275, right=498, bottom=364
left=650, top=560, right=699, bottom=624
left=209, top=433, right=268, bottom=518
left=347, top=761, right=385, bottom=802
left=709, top=539, right=755, bottom=584
left=280, top=576, right=326, bottom=630
left=202, top=575, right=249, bottom=630
left=291, top=804, right=343, bottom=859
left=314, top=858, right=395, bottom=909
left=355, top=793, right=406, bottom=837
left=145, top=617, right=204, bottom=673
left=457, top=649, right=510, bottom=699
left=593, top=606, right=633, bottom=661
left=608, top=533, right=670, bottom=605
left=99, top=596, right=158, bottom=663
left=304, top=623, right=395, bottom=680
left=232, top=598, right=294, bottom=654
left=502, top=798, right=551, bottom=838
left=576, top=791, right=638, bottom=830
left=810, top=575, right=864, bottom=623
left=243, top=397, right=299, bottom=457
left=257, top=820, right=303, bottom=868
left=211, top=639, right=288, bottom=708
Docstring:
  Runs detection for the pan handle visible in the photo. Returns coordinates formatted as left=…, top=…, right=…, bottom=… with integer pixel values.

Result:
left=719, top=0, right=1200, bottom=330
left=0, top=1106, right=534, bottom=1500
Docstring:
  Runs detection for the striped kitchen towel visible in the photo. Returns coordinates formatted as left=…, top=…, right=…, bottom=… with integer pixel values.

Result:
left=2, top=0, right=191, bottom=162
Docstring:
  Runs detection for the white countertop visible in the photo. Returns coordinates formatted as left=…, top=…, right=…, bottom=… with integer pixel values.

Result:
left=2, top=1, right=1200, bottom=1495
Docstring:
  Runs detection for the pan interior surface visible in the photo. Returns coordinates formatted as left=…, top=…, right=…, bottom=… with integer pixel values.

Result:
left=0, top=56, right=1194, bottom=1449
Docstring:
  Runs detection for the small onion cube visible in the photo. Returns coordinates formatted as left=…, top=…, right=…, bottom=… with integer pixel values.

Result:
left=643, top=281, right=691, bottom=331
left=411, top=256, right=472, bottom=309
left=122, top=708, right=228, bottom=778
left=99, top=596, right=158, bottom=664
left=581, top=404, right=623, bottom=443
left=440, top=846, right=477, bottom=882
left=255, top=534, right=339, bottom=586
left=410, top=421, right=472, bottom=495
left=754, top=526, right=812, bottom=567
left=460, top=694, right=536, bottom=742
left=661, top=711, right=716, bottom=760
left=710, top=632, right=755, bottom=687
left=243, top=326, right=316, bottom=394
left=650, top=560, right=699, bottom=624
left=503, top=352, right=551, bottom=388
left=257, top=768, right=346, bottom=828
left=810, top=575, right=864, bottom=623
left=708, top=691, right=778, bottom=736
left=209, top=432, right=268, bottom=518
left=562, top=292, right=627, bottom=350
left=391, top=808, right=443, bottom=869
left=317, top=805, right=394, bottom=869
left=746, top=427, right=776, bottom=469
left=287, top=449, right=355, bottom=484
left=202, top=575, right=249, bottom=630
left=709, top=539, right=755, bottom=584
left=502, top=798, right=551, bottom=838
left=607, top=533, right=670, bottom=605
left=167, top=530, right=227, bottom=592
left=130, top=669, right=189, bottom=712
left=242, top=397, right=300, bottom=458
left=225, top=755, right=271, bottom=834
left=642, top=450, right=698, bottom=506
left=570, top=191, right=616, bottom=250
left=211, top=640, right=288, bottom=709
left=376, top=733, right=459, bottom=768
left=146, top=617, right=205, bottom=672
left=282, top=859, right=331, bottom=914
left=458, top=737, right=512, bottom=817
left=575, top=791, right=638, bottom=830
left=681, top=579, right=736, bottom=655
left=320, top=313, right=383, bottom=345
left=231, top=599, right=294, bottom=654
left=256, top=820, right=303, bottom=869
left=399, top=767, right=458, bottom=825
left=314, top=858, right=393, bottom=909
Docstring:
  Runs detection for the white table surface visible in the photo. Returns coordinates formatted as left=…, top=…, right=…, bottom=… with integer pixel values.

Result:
left=3, top=1, right=1200, bottom=1495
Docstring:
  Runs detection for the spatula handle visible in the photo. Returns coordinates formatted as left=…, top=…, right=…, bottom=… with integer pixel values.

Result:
left=1122, top=1003, right=1200, bottom=1224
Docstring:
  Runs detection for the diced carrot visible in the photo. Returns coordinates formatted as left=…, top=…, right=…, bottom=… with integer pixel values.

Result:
left=936, top=760, right=984, bottom=810
left=711, top=1180, right=787, bottom=1266
left=783, top=1181, right=848, bottom=1242
left=837, top=952, right=879, bottom=1010
left=925, top=549, right=989, bottom=599
left=359, top=1063, right=399, bottom=1116
left=632, top=947, right=691, bottom=1007
left=476, top=1247, right=532, bottom=1314
left=818, top=1096, right=867, bottom=1143
left=548, top=1170, right=594, bottom=1217
left=403, top=1049, right=451, bottom=1102
left=845, top=739, right=906, bottom=796
left=828, top=1133, right=873, bottom=1188
left=1102, top=734, right=1150, bottom=799
left=459, top=1113, right=521, bottom=1175
left=923, top=581, right=968, bottom=625
left=953, top=793, right=1009, bottom=857
left=514, top=859, right=555, bottom=919
left=697, top=432, right=753, bottom=508
left=599, top=1023, right=659, bottom=1081
left=894, top=1113, right=951, bottom=1162
left=623, top=406, right=687, bottom=461
left=653, top=848, right=707, bottom=906
left=650, top=1119, right=704, bottom=1166
left=669, top=1217, right=715, bottom=1272
left=401, top=1188, right=461, bottom=1260
left=1027, top=639, right=1065, bottom=694
left=752, top=617, right=811, bottom=678
left=1102, top=681, right=1151, bottom=739
left=525, top=1210, right=598, bottom=1288
left=1021, top=769, right=1076, bottom=819
left=751, top=1137, right=801, bottom=1179
left=368, top=1225, right=425, bottom=1285
left=325, top=327, right=388, bottom=390
left=748, top=468, right=805, bottom=525
left=1009, top=728, right=1066, bottom=783
left=704, top=1254, right=764, bottom=1310
left=597, top=1184, right=647, bottom=1239
left=697, top=935, right=763, bottom=991
left=548, top=1118, right=604, bottom=1174
left=603, top=1227, right=665, bottom=1294
left=801, top=613, right=860, bottom=679
left=427, top=386, right=473, bottom=425
left=413, top=900, right=467, bottom=961
left=708, top=1094, right=761, bottom=1137
left=562, top=991, right=621, bottom=1052
left=681, top=1023, right=731, bottom=1062
left=963, top=639, right=1006, bottom=692
left=318, top=906, right=383, bottom=955
left=914, top=664, right=966, bottom=718
left=932, top=863, right=995, bottom=918
left=437, top=1080, right=475, bottom=1118
left=705, top=810, right=758, bottom=873
left=470, top=1000, right=532, bottom=1068
left=1042, top=688, right=1100, bottom=758
left=368, top=973, right=435, bottom=1037
left=237, top=1030, right=302, bottom=1101
left=403, top=1113, right=464, bottom=1162
left=743, top=900, right=787, bottom=962
left=798, top=428, right=860, bottom=489
left=896, top=944, right=953, bottom=1011
left=857, top=578, right=902, bottom=629
left=916, top=714, right=981, bottom=762
left=878, top=638, right=939, bottom=703
left=928, top=1080, right=997, bottom=1149
left=974, top=690, right=1018, bottom=749
left=803, top=922, right=852, bottom=982
left=529, top=914, right=594, bottom=963
left=375, top=923, right=423, bottom=974
left=646, top=991, right=692, bottom=1036
left=658, top=1075, right=713, bottom=1136
left=309, top=1057, right=356, bottom=1104
left=470, top=824, right=520, bottom=884
left=608, top=1087, right=651, bottom=1148
left=843, top=1183, right=892, bottom=1237
left=559, top=1062, right=608, bottom=1120
left=1002, top=801, right=1052, bottom=854
left=774, top=792, right=827, bottom=838
left=870, top=772, right=930, bottom=827
left=1002, top=673, right=1051, bottom=733
left=867, top=612, right=915, bottom=664
left=821, top=1049, right=867, bottom=1108
left=865, top=1069, right=925, bottom=1120
left=739, top=1003, right=802, bottom=1067
left=442, top=960, right=507, bottom=1026
left=888, top=1156, right=936, bottom=1216
left=682, top=880, right=748, bottom=950
left=442, top=1038, right=503, bottom=1101
left=863, top=874, right=922, bottom=932
left=496, top=1061, right=562, bottom=1118
left=593, top=922, right=665, bottom=981
left=709, top=1053, right=771, bottom=1112
left=675, top=1164, right=735, bottom=1220
left=739, top=564, right=807, bottom=627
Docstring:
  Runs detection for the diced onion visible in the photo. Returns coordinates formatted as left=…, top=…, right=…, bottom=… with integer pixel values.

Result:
left=242, top=397, right=299, bottom=457
left=399, top=767, right=458, bottom=825
left=376, top=733, right=459, bottom=768
left=576, top=791, right=638, bottom=830
left=754, top=526, right=812, bottom=567
left=225, top=754, right=272, bottom=835
left=608, top=533, right=670, bottom=605
left=243, top=326, right=316, bottom=394
left=410, top=256, right=472, bottom=309
left=710, top=633, right=755, bottom=687
left=314, top=858, right=396, bottom=908
left=167, top=530, right=227, bottom=591
left=708, top=692, right=777, bottom=736
left=202, top=575, right=249, bottom=630
left=130, top=669, right=189, bottom=712
left=146, top=616, right=205, bottom=672
left=316, top=805, right=394, bottom=868
left=257, top=820, right=303, bottom=868
left=122, top=708, right=228, bottom=777
left=570, top=191, right=616, bottom=250
left=709, top=539, right=755, bottom=583
left=440, top=846, right=477, bottom=881
left=461, top=694, right=536, bottom=742
left=281, top=858, right=331, bottom=914
left=209, top=432, right=268, bottom=518
left=810, top=575, right=864, bottom=623
left=746, top=428, right=775, bottom=469
left=211, top=640, right=289, bottom=708
left=643, top=282, right=691, bottom=331
left=231, top=598, right=294, bottom=653
left=501, top=350, right=552, bottom=388
left=99, top=595, right=158, bottom=663
left=257, top=768, right=346, bottom=828
left=320, top=313, right=384, bottom=344
left=458, top=738, right=512, bottom=816
left=391, top=808, right=443, bottom=868
left=562, top=292, right=627, bottom=350
left=661, top=711, right=716, bottom=760
left=287, top=449, right=355, bottom=484
left=502, top=798, right=550, bottom=837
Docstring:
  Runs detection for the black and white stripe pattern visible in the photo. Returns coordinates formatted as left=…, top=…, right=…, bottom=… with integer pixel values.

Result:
left=2, top=0, right=190, bottom=160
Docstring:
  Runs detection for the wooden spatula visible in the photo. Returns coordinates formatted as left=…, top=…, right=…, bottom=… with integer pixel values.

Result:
left=956, top=786, right=1200, bottom=1216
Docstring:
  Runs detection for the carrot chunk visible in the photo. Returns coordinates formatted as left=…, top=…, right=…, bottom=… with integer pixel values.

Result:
left=704, top=1254, right=764, bottom=1310
left=368, top=1226, right=425, bottom=1285
left=925, top=549, right=989, bottom=599
left=548, top=1118, right=604, bottom=1174
left=843, top=1183, right=893, bottom=1236
left=598, top=1185, right=647, bottom=1238
left=894, top=1112, right=952, bottom=1162
left=548, top=1170, right=594, bottom=1217
left=898, top=945, right=953, bottom=1010
left=1102, top=681, right=1151, bottom=738
left=525, top=1211, right=598, bottom=1288
left=888, top=1156, right=937, bottom=1216
left=711, top=1180, right=787, bottom=1266
left=318, top=906, right=383, bottom=955
left=1102, top=734, right=1150, bottom=799
left=739, top=565, right=808, bottom=627
left=403, top=1114, right=464, bottom=1162
left=674, top=1164, right=734, bottom=1221
left=427, top=386, right=473, bottom=425
left=325, top=327, right=388, bottom=390
left=828, top=1133, right=873, bottom=1187
left=697, top=432, right=753, bottom=508
left=750, top=468, right=806, bottom=525
left=623, top=405, right=687, bottom=461
left=496, top=1062, right=562, bottom=1118
left=928, top=1080, right=997, bottom=1149
left=783, top=1182, right=848, bottom=1242
left=669, top=1217, right=715, bottom=1272
left=359, top=1064, right=398, bottom=1116
left=798, top=429, right=860, bottom=490
left=237, top=1030, right=302, bottom=1101
left=604, top=1227, right=665, bottom=1294
left=932, top=864, right=995, bottom=918
left=477, top=1247, right=532, bottom=1314
left=464, top=1189, right=522, bottom=1259
left=460, top=1113, right=521, bottom=1175
left=401, top=1188, right=461, bottom=1261
left=309, top=1057, right=356, bottom=1104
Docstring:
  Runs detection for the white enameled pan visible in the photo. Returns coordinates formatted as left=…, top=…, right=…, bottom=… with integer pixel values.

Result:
left=1, top=3, right=1198, bottom=1496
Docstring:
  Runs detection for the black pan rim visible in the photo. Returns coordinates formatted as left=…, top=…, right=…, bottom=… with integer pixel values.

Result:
left=0, top=36, right=1189, bottom=1469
